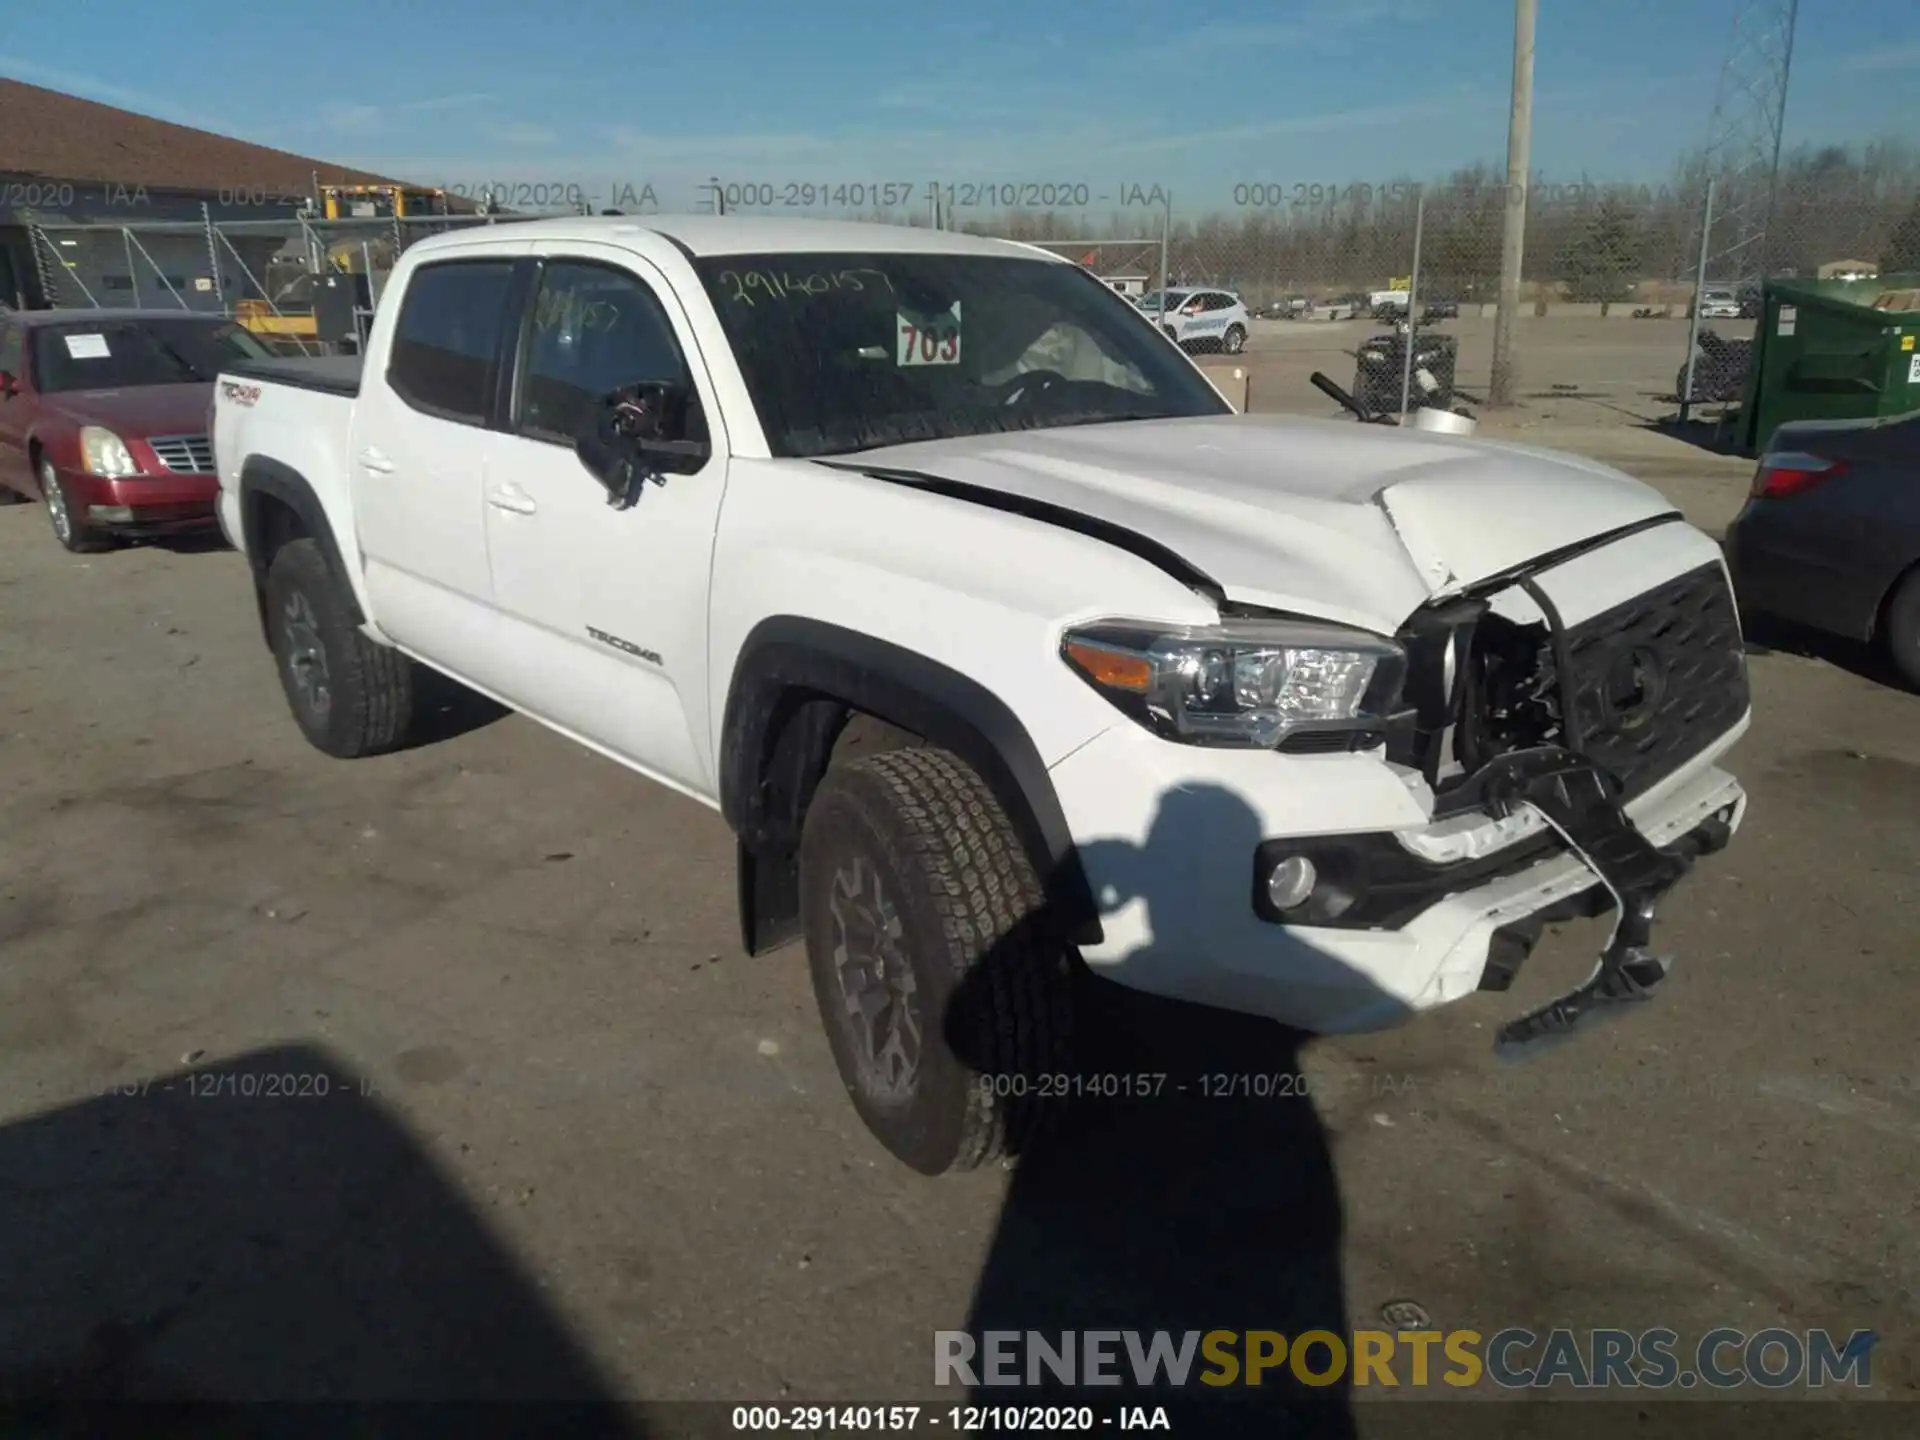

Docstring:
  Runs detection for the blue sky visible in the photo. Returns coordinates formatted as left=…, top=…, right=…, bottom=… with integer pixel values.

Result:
left=4, top=0, right=1917, bottom=212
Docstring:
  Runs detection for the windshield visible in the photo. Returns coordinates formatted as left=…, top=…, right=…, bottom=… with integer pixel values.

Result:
left=694, top=253, right=1230, bottom=458
left=31, top=318, right=273, bottom=393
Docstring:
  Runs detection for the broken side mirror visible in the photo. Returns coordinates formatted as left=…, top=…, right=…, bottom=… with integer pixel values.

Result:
left=574, top=380, right=711, bottom=510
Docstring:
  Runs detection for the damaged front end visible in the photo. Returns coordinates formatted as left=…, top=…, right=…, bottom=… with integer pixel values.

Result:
left=1381, top=550, right=1751, bottom=1057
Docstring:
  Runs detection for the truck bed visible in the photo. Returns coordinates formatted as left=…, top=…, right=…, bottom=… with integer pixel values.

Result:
left=225, top=354, right=363, bottom=397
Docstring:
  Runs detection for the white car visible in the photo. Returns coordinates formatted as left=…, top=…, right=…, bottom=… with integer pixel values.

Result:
left=212, top=216, right=1751, bottom=1175
left=1698, top=289, right=1742, bottom=319
left=1136, top=287, right=1250, bottom=353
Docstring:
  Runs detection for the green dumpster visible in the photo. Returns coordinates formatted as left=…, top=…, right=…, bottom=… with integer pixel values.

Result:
left=1735, top=273, right=1920, bottom=454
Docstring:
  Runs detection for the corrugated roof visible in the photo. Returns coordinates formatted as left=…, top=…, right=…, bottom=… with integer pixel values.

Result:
left=0, top=77, right=426, bottom=195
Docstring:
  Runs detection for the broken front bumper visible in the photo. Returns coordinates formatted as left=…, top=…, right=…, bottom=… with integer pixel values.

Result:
left=1051, top=718, right=1747, bottom=1035
left=1470, top=746, right=1714, bottom=1057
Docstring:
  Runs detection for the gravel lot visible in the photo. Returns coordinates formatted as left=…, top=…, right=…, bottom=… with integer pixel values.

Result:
left=0, top=404, right=1914, bottom=1434
left=1209, top=312, right=1754, bottom=427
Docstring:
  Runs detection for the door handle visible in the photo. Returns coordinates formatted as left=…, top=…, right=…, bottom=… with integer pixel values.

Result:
left=486, top=483, right=538, bottom=515
left=358, top=447, right=396, bottom=474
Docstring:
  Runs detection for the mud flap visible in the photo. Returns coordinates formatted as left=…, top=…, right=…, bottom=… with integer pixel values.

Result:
left=1476, top=748, right=1689, bottom=1060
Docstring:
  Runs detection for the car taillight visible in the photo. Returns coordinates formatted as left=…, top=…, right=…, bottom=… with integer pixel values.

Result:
left=1751, top=450, right=1846, bottom=499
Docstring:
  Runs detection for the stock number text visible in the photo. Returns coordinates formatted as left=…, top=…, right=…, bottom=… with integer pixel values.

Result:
left=1234, top=182, right=1415, bottom=209
left=730, top=1406, right=922, bottom=1431
left=978, top=1073, right=1168, bottom=1100
left=717, top=181, right=917, bottom=210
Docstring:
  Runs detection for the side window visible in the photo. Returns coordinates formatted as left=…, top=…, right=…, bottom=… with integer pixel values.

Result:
left=514, top=259, right=701, bottom=446
left=387, top=259, right=517, bottom=425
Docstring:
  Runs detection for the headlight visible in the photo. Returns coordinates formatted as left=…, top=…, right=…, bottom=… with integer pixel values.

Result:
left=1360, top=350, right=1384, bottom=361
left=79, top=426, right=138, bottom=477
left=1061, top=618, right=1405, bottom=748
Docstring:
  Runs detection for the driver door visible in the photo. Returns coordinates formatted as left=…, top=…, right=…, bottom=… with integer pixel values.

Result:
left=482, top=243, right=730, bottom=798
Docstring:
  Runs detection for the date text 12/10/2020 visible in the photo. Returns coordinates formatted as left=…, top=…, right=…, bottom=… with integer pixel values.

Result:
left=72, top=1070, right=384, bottom=1102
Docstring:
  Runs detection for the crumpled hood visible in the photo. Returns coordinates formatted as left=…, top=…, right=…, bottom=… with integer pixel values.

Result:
left=845, top=412, right=1678, bottom=634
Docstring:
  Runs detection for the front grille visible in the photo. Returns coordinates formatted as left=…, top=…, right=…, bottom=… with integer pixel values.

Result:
left=148, top=434, right=214, bottom=474
left=1560, top=561, right=1748, bottom=797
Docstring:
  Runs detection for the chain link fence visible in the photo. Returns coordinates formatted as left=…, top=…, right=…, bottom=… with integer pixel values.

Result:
left=14, top=145, right=1920, bottom=425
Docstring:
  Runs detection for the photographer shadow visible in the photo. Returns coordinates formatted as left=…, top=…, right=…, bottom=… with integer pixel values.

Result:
left=951, top=783, right=1390, bottom=1438
left=0, top=1042, right=643, bottom=1438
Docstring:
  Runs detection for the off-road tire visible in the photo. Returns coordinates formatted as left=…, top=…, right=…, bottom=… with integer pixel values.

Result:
left=1222, top=324, right=1247, bottom=355
left=1882, top=568, right=1920, bottom=692
left=40, top=459, right=110, bottom=553
left=264, top=537, right=416, bottom=758
left=799, top=747, right=1075, bottom=1175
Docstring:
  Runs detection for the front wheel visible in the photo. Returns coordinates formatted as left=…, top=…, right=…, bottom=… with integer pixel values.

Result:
left=1222, top=324, right=1247, bottom=355
left=798, top=747, right=1076, bottom=1175
left=41, top=459, right=110, bottom=553
left=264, top=537, right=418, bottom=758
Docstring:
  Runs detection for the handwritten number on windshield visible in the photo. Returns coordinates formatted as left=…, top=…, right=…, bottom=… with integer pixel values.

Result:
left=716, top=268, right=894, bottom=306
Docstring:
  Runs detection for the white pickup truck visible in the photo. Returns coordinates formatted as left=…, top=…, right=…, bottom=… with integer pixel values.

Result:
left=212, top=216, right=1751, bottom=1174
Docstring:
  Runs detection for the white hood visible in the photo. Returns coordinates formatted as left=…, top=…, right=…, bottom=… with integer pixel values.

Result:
left=847, top=412, right=1679, bottom=634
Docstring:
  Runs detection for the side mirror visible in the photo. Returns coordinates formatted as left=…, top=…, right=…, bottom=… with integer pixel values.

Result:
left=574, top=380, right=710, bottom=510
left=0, top=371, right=16, bottom=398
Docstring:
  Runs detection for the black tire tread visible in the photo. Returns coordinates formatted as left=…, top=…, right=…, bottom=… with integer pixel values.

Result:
left=816, top=746, right=1073, bottom=1171
left=1883, top=566, right=1920, bottom=691
left=266, top=538, right=415, bottom=757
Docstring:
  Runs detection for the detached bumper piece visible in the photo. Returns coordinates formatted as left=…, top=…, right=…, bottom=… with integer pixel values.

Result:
left=1476, top=747, right=1690, bottom=1060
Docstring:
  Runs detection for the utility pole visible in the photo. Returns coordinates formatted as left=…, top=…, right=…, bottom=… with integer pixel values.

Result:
left=1489, top=0, right=1536, bottom=407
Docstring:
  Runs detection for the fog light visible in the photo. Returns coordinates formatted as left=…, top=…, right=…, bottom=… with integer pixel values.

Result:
left=1266, top=855, right=1317, bottom=911
left=89, top=505, right=134, bottom=522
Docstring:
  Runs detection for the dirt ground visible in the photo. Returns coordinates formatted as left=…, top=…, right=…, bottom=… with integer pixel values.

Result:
left=0, top=403, right=1915, bottom=1435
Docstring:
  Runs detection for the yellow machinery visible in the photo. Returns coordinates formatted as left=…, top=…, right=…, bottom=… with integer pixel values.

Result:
left=235, top=299, right=318, bottom=341
left=234, top=193, right=430, bottom=343
left=319, top=184, right=448, bottom=219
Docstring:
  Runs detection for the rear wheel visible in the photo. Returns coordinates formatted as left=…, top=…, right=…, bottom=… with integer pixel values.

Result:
left=264, top=537, right=417, bottom=758
left=40, top=459, right=110, bottom=553
left=798, top=747, right=1076, bottom=1175
left=1882, top=568, right=1920, bottom=691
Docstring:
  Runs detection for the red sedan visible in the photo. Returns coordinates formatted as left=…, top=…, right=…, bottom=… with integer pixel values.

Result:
left=0, top=308, right=276, bottom=552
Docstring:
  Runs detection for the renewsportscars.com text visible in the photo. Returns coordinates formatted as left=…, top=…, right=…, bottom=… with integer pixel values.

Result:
left=934, top=1327, right=1878, bottom=1391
